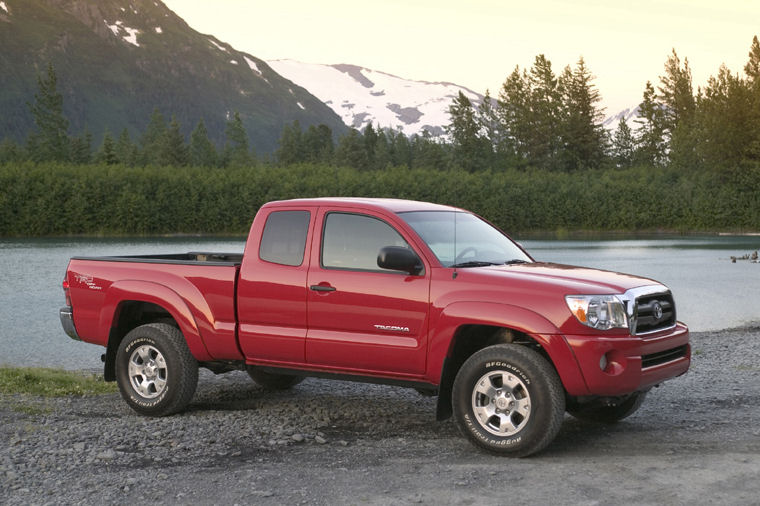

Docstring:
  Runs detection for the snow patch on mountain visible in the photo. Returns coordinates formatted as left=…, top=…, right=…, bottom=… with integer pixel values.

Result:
left=105, top=20, right=140, bottom=47
left=209, top=38, right=227, bottom=52
left=267, top=59, right=483, bottom=137
left=1, top=1, right=9, bottom=13
left=154, top=26, right=162, bottom=34
left=244, top=56, right=261, bottom=75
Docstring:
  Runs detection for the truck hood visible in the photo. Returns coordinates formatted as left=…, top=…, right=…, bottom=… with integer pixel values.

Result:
left=471, top=262, right=662, bottom=295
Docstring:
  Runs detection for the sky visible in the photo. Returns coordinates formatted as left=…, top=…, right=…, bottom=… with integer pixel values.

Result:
left=162, top=0, right=759, bottom=114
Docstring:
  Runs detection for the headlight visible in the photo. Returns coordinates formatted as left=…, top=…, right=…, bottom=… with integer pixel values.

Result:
left=565, top=295, right=628, bottom=330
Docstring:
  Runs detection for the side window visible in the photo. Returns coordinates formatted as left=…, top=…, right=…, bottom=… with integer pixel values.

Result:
left=259, top=210, right=310, bottom=266
left=322, top=213, right=410, bottom=272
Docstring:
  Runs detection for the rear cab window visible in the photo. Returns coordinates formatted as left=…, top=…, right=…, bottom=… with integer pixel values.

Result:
left=259, top=210, right=311, bottom=266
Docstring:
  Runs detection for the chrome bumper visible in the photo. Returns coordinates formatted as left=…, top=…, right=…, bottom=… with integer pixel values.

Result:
left=59, top=306, right=81, bottom=341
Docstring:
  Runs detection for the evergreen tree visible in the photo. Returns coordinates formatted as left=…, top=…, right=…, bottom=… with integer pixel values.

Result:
left=526, top=54, right=562, bottom=169
left=276, top=120, right=304, bottom=165
left=658, top=49, right=696, bottom=166
left=189, top=120, right=217, bottom=167
left=411, top=131, right=450, bottom=170
left=446, top=91, right=487, bottom=171
left=476, top=89, right=501, bottom=165
left=558, top=58, right=607, bottom=170
left=497, top=66, right=531, bottom=163
left=334, top=129, right=369, bottom=170
left=116, top=128, right=139, bottom=166
left=69, top=129, right=92, bottom=164
left=302, top=124, right=333, bottom=163
left=0, top=138, right=23, bottom=163
left=743, top=35, right=760, bottom=159
left=141, top=108, right=167, bottom=165
left=363, top=122, right=378, bottom=167
left=695, top=65, right=754, bottom=168
left=97, top=130, right=118, bottom=165
left=161, top=116, right=189, bottom=167
left=634, top=81, right=667, bottom=166
left=611, top=118, right=635, bottom=168
left=224, top=112, right=253, bottom=167
left=27, top=62, right=70, bottom=162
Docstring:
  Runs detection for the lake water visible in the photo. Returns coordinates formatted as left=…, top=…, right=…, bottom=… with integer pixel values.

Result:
left=1, top=236, right=758, bottom=370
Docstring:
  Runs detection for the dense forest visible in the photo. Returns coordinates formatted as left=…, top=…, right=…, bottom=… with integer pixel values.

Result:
left=2, top=38, right=760, bottom=236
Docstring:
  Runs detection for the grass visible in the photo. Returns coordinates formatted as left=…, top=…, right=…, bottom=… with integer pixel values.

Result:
left=0, top=366, right=117, bottom=397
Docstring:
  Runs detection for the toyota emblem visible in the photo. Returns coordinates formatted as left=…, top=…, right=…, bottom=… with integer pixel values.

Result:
left=652, top=301, right=663, bottom=320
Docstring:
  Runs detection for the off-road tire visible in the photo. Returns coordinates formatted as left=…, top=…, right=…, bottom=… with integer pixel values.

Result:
left=115, top=323, right=198, bottom=416
left=452, top=344, right=565, bottom=457
left=246, top=366, right=304, bottom=390
left=567, top=392, right=647, bottom=423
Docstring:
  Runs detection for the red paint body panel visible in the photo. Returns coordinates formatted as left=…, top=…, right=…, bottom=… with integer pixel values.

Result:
left=63, top=198, right=690, bottom=398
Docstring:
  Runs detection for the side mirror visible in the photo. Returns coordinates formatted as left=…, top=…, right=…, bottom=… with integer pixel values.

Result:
left=377, top=246, right=423, bottom=275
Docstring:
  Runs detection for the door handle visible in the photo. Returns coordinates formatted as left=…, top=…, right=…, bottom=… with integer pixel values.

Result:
left=310, top=284, right=336, bottom=292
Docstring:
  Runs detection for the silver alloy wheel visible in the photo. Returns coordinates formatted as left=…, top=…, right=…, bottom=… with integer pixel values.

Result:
left=471, top=370, right=531, bottom=436
left=128, top=344, right=168, bottom=399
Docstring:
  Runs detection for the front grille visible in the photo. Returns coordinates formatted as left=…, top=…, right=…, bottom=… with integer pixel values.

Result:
left=642, top=345, right=688, bottom=368
left=634, top=292, right=676, bottom=335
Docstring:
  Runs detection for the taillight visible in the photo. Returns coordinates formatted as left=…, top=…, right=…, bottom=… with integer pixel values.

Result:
left=62, top=278, right=72, bottom=306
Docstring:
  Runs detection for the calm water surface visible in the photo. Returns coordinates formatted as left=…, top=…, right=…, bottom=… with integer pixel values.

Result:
left=1, top=236, right=758, bottom=369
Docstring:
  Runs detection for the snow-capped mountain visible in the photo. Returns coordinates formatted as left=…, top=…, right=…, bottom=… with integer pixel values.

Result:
left=603, top=106, right=640, bottom=131
left=267, top=60, right=484, bottom=137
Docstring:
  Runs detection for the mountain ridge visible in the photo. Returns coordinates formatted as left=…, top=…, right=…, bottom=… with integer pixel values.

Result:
left=0, top=0, right=347, bottom=152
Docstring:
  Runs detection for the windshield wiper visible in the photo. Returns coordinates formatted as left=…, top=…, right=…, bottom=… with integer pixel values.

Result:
left=504, top=259, right=529, bottom=265
left=451, top=260, right=503, bottom=268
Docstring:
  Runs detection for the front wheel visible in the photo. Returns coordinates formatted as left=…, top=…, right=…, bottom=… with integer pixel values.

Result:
left=452, top=344, right=565, bottom=457
left=115, top=323, right=198, bottom=416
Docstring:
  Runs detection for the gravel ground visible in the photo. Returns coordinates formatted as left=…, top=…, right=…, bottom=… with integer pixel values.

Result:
left=2, top=328, right=760, bottom=505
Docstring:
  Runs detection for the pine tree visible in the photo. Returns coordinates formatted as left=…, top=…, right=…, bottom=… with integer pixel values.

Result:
left=743, top=36, right=760, bottom=159
left=189, top=120, right=217, bottom=167
left=526, top=54, right=562, bottom=169
left=446, top=91, right=487, bottom=171
left=334, top=129, right=369, bottom=170
left=611, top=118, right=635, bottom=168
left=558, top=57, right=607, bottom=170
left=303, top=124, right=333, bottom=163
left=276, top=121, right=304, bottom=165
left=98, top=130, right=118, bottom=165
left=69, top=129, right=92, bottom=164
left=634, top=81, right=667, bottom=167
left=116, top=128, right=139, bottom=166
left=141, top=108, right=167, bottom=165
left=476, top=89, right=501, bottom=163
left=0, top=138, right=23, bottom=163
left=363, top=122, right=378, bottom=167
left=27, top=62, right=70, bottom=162
left=695, top=65, right=754, bottom=168
left=162, top=116, right=189, bottom=167
left=224, top=112, right=253, bottom=167
left=497, top=66, right=531, bottom=163
left=658, top=49, right=696, bottom=166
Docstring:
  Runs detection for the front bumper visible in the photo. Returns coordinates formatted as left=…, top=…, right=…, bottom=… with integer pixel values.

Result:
left=564, top=322, right=690, bottom=396
left=59, top=306, right=81, bottom=341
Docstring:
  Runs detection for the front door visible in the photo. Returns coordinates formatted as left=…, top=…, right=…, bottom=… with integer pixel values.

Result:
left=306, top=210, right=430, bottom=376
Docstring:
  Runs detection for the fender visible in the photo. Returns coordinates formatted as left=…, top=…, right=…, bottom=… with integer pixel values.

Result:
left=100, top=280, right=213, bottom=362
left=428, top=301, right=588, bottom=395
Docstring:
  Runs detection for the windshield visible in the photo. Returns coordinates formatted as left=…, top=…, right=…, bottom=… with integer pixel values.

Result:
left=399, top=211, right=532, bottom=268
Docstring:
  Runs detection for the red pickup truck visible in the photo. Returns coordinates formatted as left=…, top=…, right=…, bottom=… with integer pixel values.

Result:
left=60, top=198, right=690, bottom=456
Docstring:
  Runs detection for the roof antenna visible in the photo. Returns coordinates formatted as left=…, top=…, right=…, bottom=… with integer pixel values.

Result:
left=452, top=210, right=458, bottom=279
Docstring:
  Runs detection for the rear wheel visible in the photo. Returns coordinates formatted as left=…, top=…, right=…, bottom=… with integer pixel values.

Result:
left=452, top=344, right=565, bottom=457
left=115, top=323, right=198, bottom=416
left=567, top=392, right=647, bottom=423
left=246, top=366, right=304, bottom=390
